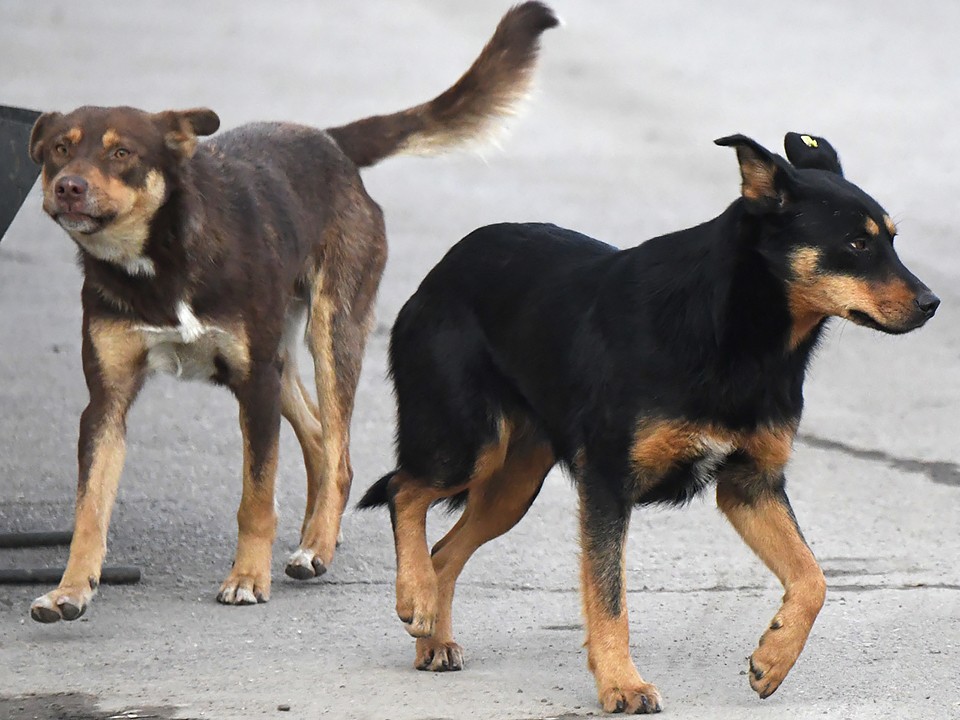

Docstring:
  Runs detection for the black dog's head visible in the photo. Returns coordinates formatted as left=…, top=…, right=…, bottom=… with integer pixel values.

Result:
left=716, top=133, right=939, bottom=344
left=29, top=105, right=219, bottom=270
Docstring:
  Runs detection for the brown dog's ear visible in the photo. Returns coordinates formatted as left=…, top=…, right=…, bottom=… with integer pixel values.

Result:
left=28, top=112, right=64, bottom=164
left=715, top=134, right=794, bottom=213
left=155, top=108, right=220, bottom=159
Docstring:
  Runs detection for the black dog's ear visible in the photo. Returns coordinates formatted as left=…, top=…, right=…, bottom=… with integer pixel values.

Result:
left=28, top=111, right=64, bottom=164
left=715, top=134, right=793, bottom=214
left=153, top=108, right=220, bottom=159
left=784, top=132, right=843, bottom=176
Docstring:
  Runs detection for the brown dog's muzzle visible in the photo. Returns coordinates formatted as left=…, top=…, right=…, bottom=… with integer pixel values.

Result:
left=54, top=174, right=90, bottom=214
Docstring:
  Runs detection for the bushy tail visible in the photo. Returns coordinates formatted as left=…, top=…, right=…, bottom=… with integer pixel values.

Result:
left=356, top=470, right=397, bottom=509
left=327, top=2, right=559, bottom=168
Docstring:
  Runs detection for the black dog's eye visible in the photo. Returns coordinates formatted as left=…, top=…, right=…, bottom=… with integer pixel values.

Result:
left=54, top=143, right=68, bottom=156
left=849, top=237, right=868, bottom=251
left=113, top=148, right=130, bottom=159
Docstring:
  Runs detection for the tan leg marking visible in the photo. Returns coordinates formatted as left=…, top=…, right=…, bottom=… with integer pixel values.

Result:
left=217, top=402, right=279, bottom=605
left=716, top=483, right=826, bottom=698
left=289, top=285, right=351, bottom=576
left=415, top=442, right=555, bottom=671
left=391, top=474, right=469, bottom=638
left=579, top=494, right=662, bottom=714
left=31, top=318, right=145, bottom=622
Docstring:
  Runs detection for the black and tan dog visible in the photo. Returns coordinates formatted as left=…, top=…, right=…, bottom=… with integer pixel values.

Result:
left=26, top=2, right=558, bottom=623
left=360, top=132, right=939, bottom=712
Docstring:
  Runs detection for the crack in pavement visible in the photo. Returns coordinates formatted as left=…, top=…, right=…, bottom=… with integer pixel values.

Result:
left=797, top=433, right=960, bottom=487
left=321, top=579, right=960, bottom=593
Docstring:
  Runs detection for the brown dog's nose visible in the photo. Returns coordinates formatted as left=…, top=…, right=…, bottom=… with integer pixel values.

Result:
left=55, top=175, right=88, bottom=199
left=916, top=290, right=940, bottom=317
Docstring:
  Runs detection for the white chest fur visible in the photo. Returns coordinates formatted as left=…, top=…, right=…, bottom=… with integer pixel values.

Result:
left=137, top=301, right=244, bottom=381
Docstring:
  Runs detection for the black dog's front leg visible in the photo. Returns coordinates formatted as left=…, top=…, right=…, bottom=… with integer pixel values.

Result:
left=577, top=471, right=662, bottom=714
left=716, top=475, right=826, bottom=698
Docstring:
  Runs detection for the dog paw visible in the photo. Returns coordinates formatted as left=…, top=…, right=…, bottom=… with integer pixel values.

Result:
left=415, top=638, right=464, bottom=672
left=284, top=548, right=327, bottom=580
left=396, top=580, right=438, bottom=638
left=598, top=682, right=663, bottom=714
left=747, top=618, right=802, bottom=698
left=30, top=585, right=94, bottom=623
left=217, top=571, right=270, bottom=605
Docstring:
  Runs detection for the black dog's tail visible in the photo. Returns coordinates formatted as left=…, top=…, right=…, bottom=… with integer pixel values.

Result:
left=356, top=470, right=397, bottom=509
left=327, top=2, right=559, bottom=168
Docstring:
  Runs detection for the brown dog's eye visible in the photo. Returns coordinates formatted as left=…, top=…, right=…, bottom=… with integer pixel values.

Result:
left=849, top=238, right=868, bottom=251
left=54, top=143, right=68, bottom=156
left=113, top=148, right=130, bottom=159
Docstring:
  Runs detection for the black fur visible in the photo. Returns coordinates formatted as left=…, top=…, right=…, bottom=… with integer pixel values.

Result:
left=362, top=133, right=940, bottom=708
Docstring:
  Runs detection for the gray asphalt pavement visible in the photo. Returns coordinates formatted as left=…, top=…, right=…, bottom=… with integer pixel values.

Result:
left=1, top=2, right=958, bottom=719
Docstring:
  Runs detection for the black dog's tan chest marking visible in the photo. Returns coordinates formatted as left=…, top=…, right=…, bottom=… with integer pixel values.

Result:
left=629, top=420, right=795, bottom=498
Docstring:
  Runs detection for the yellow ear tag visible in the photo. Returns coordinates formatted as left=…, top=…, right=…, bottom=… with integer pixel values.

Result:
left=801, top=134, right=818, bottom=148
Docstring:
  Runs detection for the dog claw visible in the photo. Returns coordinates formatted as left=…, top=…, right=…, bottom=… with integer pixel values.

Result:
left=284, top=549, right=327, bottom=580
left=30, top=589, right=91, bottom=623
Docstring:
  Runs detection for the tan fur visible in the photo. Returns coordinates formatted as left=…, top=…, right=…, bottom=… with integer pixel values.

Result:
left=415, top=442, right=554, bottom=670
left=788, top=247, right=919, bottom=345
left=716, top=483, right=826, bottom=698
left=101, top=129, right=120, bottom=148
left=392, top=474, right=470, bottom=638
left=864, top=217, right=880, bottom=237
left=279, top=352, right=326, bottom=538
left=737, top=149, right=777, bottom=202
left=883, top=214, right=898, bottom=237
left=40, top=319, right=145, bottom=615
left=219, top=407, right=279, bottom=603
left=472, top=416, right=511, bottom=480
left=43, top=166, right=166, bottom=265
left=579, top=486, right=662, bottom=714
left=293, top=283, right=350, bottom=569
left=64, top=127, right=83, bottom=144
left=630, top=419, right=795, bottom=494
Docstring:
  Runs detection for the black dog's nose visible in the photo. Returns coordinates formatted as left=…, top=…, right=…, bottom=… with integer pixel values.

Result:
left=55, top=175, right=88, bottom=198
left=916, top=290, right=941, bottom=316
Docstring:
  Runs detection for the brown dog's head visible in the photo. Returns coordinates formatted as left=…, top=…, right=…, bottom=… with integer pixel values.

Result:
left=29, top=106, right=219, bottom=271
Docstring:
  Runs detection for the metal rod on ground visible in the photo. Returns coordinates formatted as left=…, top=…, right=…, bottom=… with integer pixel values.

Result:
left=0, top=566, right=141, bottom=585
left=0, top=530, right=73, bottom=548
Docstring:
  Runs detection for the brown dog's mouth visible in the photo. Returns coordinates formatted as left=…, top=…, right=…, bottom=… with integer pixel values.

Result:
left=55, top=212, right=109, bottom=235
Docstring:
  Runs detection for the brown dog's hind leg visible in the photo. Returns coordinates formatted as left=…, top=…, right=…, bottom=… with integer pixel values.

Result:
left=31, top=318, right=145, bottom=623
left=578, top=476, right=662, bottom=714
left=217, top=363, right=283, bottom=605
left=278, top=347, right=328, bottom=578
left=286, top=208, right=387, bottom=580
left=716, top=480, right=826, bottom=699
left=415, top=441, right=555, bottom=671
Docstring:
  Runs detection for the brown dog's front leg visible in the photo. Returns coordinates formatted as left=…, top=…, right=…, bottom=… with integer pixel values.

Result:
left=31, top=317, right=145, bottom=622
left=217, top=362, right=282, bottom=605
left=716, top=479, right=826, bottom=698
left=578, top=480, right=662, bottom=714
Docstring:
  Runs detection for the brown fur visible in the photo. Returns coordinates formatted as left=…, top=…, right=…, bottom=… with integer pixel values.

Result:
left=27, top=1, right=558, bottom=622
left=864, top=216, right=880, bottom=237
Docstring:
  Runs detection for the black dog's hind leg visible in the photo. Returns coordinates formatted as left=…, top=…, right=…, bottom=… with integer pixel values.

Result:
left=716, top=478, right=826, bottom=699
left=415, top=441, right=555, bottom=671
left=578, top=469, right=663, bottom=714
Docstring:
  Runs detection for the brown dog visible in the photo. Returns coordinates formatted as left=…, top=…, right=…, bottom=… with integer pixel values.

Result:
left=26, top=2, right=558, bottom=622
